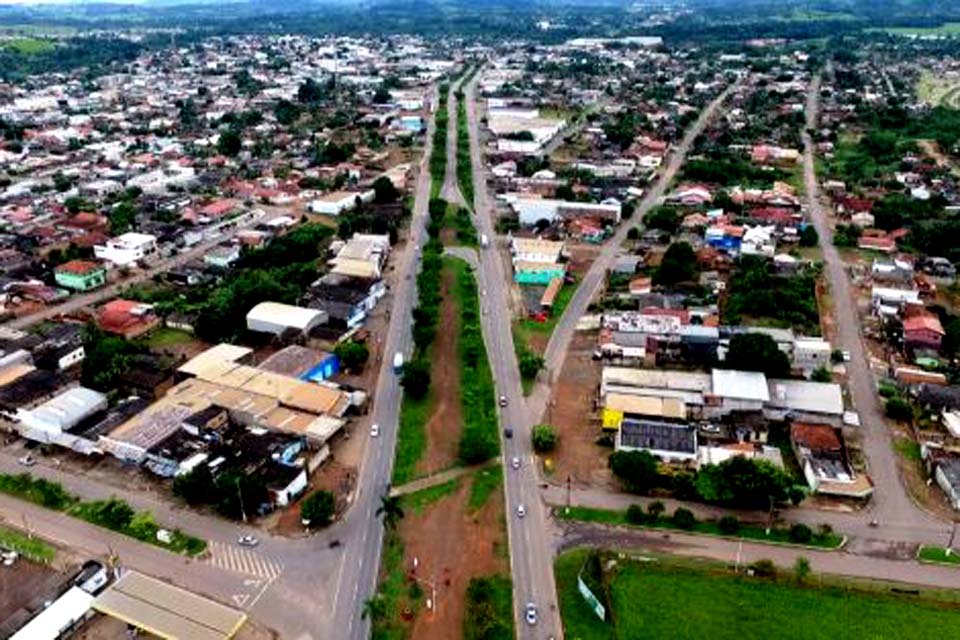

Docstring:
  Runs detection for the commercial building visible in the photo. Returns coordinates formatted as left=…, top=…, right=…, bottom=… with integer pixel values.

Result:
left=246, top=302, right=327, bottom=337
left=53, top=260, right=107, bottom=291
left=306, top=190, right=373, bottom=216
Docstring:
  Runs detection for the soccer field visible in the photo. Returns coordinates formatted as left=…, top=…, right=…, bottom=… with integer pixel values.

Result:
left=556, top=550, right=960, bottom=640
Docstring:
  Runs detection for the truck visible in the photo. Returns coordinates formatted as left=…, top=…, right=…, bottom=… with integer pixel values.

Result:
left=393, top=352, right=404, bottom=373
left=480, top=234, right=489, bottom=248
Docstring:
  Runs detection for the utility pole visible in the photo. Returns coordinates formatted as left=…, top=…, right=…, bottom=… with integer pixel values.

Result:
left=765, top=495, right=774, bottom=535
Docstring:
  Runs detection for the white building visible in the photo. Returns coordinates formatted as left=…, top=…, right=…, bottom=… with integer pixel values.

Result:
left=246, top=302, right=327, bottom=336
left=307, top=190, right=374, bottom=216
left=502, top=194, right=622, bottom=226
left=94, top=232, right=158, bottom=267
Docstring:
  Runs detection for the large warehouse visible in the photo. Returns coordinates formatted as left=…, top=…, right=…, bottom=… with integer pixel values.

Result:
left=246, top=302, right=327, bottom=336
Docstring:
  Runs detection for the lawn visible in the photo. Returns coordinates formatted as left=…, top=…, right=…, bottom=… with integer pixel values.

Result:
left=517, top=277, right=578, bottom=339
left=918, top=545, right=960, bottom=566
left=402, top=479, right=459, bottom=515
left=467, top=465, right=502, bottom=512
left=371, top=530, right=421, bottom=640
left=0, top=525, right=56, bottom=563
left=873, top=22, right=960, bottom=37
left=464, top=574, right=515, bottom=640
left=6, top=37, right=55, bottom=55
left=556, top=549, right=960, bottom=640
left=145, top=327, right=195, bottom=348
left=557, top=505, right=843, bottom=549
left=392, top=391, right=433, bottom=486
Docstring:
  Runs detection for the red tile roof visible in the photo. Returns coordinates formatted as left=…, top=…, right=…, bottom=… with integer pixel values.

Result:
left=791, top=422, right=842, bottom=453
left=903, top=314, right=945, bottom=336
left=55, top=259, right=103, bottom=275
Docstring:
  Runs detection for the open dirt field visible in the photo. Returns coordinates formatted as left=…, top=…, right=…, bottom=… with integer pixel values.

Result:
left=417, top=266, right=463, bottom=477
left=545, top=331, right=611, bottom=487
left=400, top=479, right=507, bottom=640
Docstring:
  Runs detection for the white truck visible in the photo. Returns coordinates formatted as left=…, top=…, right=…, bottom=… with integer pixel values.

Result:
left=393, top=352, right=404, bottom=373
left=480, top=234, right=489, bottom=248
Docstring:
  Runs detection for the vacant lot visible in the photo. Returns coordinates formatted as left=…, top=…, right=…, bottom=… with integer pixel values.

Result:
left=917, top=71, right=960, bottom=109
left=556, top=549, right=960, bottom=640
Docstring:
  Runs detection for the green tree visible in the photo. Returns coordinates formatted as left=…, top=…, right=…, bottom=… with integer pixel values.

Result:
left=298, top=78, right=326, bottom=104
left=375, top=494, right=405, bottom=530
left=645, top=206, right=681, bottom=233
left=672, top=507, right=696, bottom=529
left=885, top=397, right=913, bottom=422
left=127, top=511, right=157, bottom=540
left=215, top=471, right=267, bottom=521
left=464, top=577, right=511, bottom=640
left=274, top=99, right=301, bottom=126
left=81, top=326, right=138, bottom=392
left=373, top=85, right=392, bottom=104
left=647, top=500, right=665, bottom=521
left=718, top=515, right=740, bottom=535
left=217, top=128, right=243, bottom=156
left=654, top=241, right=698, bottom=286
left=173, top=464, right=215, bottom=505
left=64, top=195, right=93, bottom=215
left=108, top=200, right=137, bottom=234
left=793, top=556, right=812, bottom=583
left=300, top=490, right=336, bottom=527
left=695, top=456, right=793, bottom=509
left=626, top=504, right=646, bottom=524
left=942, top=317, right=960, bottom=358
left=519, top=351, right=544, bottom=380
left=789, top=523, right=813, bottom=544
left=609, top=450, right=660, bottom=494
left=401, top=358, right=431, bottom=400
left=724, top=332, right=791, bottom=378
left=810, top=366, right=832, bottom=382
left=372, top=176, right=400, bottom=203
left=334, top=341, right=369, bottom=373
left=531, top=424, right=557, bottom=453
left=799, top=225, right=819, bottom=247
left=361, top=595, right=386, bottom=621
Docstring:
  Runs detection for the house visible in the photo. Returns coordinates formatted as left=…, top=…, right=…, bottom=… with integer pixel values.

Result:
left=246, top=302, right=327, bottom=337
left=308, top=272, right=386, bottom=331
left=97, top=299, right=159, bottom=339
left=329, top=233, right=390, bottom=279
left=903, top=313, right=945, bottom=352
left=791, top=422, right=873, bottom=499
left=793, top=337, right=832, bottom=375
left=54, top=260, right=107, bottom=292
left=857, top=235, right=896, bottom=254
left=203, top=244, right=242, bottom=269
left=922, top=445, right=960, bottom=510
left=93, top=232, right=158, bottom=267
left=614, top=419, right=698, bottom=463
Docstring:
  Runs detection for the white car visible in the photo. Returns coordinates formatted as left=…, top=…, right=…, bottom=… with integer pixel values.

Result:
left=499, top=395, right=508, bottom=408
left=525, top=603, right=537, bottom=625
left=237, top=535, right=259, bottom=547
left=17, top=455, right=35, bottom=467
left=511, top=456, right=521, bottom=470
left=516, top=504, right=526, bottom=518
left=370, top=424, right=380, bottom=437
left=842, top=350, right=852, bottom=362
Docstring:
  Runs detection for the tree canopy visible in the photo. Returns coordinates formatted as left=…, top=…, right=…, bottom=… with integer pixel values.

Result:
left=724, top=332, right=791, bottom=378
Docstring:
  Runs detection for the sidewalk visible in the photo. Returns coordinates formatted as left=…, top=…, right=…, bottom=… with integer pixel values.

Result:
left=390, top=458, right=500, bottom=497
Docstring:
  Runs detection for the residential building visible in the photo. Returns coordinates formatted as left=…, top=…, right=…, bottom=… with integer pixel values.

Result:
left=93, top=232, right=158, bottom=267
left=54, top=260, right=107, bottom=291
left=96, top=300, right=159, bottom=339
left=791, top=422, right=873, bottom=499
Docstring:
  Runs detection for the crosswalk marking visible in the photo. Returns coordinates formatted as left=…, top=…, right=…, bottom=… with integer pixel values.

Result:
left=206, top=541, right=284, bottom=581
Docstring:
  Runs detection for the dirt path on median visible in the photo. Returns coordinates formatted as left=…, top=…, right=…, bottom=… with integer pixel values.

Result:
left=400, top=479, right=507, bottom=640
left=417, top=265, right=463, bottom=476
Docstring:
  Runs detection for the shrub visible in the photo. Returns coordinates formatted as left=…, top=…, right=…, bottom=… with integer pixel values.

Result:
left=789, top=523, right=813, bottom=544
left=672, top=507, right=696, bottom=530
left=401, top=358, right=432, bottom=400
left=750, top=559, right=777, bottom=578
left=718, top=515, right=741, bottom=535
left=647, top=500, right=665, bottom=521
left=885, top=397, right=913, bottom=422
left=301, top=490, right=336, bottom=527
left=609, top=450, right=661, bottom=494
left=626, top=504, right=646, bottom=525
left=531, top=424, right=557, bottom=453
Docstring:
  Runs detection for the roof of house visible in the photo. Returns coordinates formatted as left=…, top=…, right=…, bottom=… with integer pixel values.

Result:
left=790, top=422, right=842, bottom=453
left=97, top=299, right=155, bottom=334
left=903, top=314, right=945, bottom=336
left=55, top=259, right=104, bottom=275
left=767, top=379, right=844, bottom=415
left=620, top=419, right=696, bottom=454
left=711, top=369, right=770, bottom=402
left=605, top=393, right=686, bottom=420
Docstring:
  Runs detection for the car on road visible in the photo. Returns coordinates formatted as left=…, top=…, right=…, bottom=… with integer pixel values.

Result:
left=525, top=603, right=537, bottom=625
left=842, top=350, right=851, bottom=362
left=238, top=535, right=259, bottom=547
left=516, top=504, right=526, bottom=518
left=504, top=428, right=513, bottom=439
left=370, top=424, right=380, bottom=437
left=499, top=395, right=508, bottom=407
left=17, top=455, right=35, bottom=467
left=511, top=456, right=520, bottom=470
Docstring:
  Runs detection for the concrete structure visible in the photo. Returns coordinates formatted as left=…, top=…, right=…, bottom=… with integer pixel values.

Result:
left=93, top=232, right=158, bottom=267
left=54, top=260, right=107, bottom=291
left=503, top=194, right=621, bottom=226
left=246, top=302, right=327, bottom=337
left=306, top=190, right=374, bottom=216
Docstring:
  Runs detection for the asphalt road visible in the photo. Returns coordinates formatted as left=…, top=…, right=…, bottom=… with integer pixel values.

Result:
left=463, top=74, right=561, bottom=639
left=802, top=76, right=949, bottom=538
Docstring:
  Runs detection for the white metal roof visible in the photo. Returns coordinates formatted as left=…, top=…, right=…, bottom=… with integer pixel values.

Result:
left=11, top=586, right=93, bottom=640
left=246, top=302, right=324, bottom=331
left=711, top=369, right=770, bottom=402
left=767, top=379, right=844, bottom=415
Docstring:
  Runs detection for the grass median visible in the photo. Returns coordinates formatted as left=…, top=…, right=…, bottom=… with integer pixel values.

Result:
left=0, top=524, right=56, bottom=563
left=918, top=545, right=960, bottom=565
left=557, top=504, right=844, bottom=549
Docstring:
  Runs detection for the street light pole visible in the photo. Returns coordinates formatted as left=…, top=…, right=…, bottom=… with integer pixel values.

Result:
left=236, top=477, right=248, bottom=524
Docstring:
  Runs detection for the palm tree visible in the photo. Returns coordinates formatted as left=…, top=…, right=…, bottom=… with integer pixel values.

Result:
left=375, top=494, right=404, bottom=530
left=361, top=594, right=386, bottom=621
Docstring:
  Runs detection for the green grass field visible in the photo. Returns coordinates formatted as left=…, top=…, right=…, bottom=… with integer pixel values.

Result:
left=467, top=465, right=502, bottom=512
left=557, top=549, right=960, bottom=640
left=0, top=525, right=55, bottom=563
left=145, top=327, right=195, bottom=348
left=5, top=37, right=55, bottom=55
left=392, top=391, right=433, bottom=486
left=873, top=22, right=960, bottom=37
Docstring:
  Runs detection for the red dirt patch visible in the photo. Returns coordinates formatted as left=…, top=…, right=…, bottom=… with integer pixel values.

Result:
left=417, top=265, right=463, bottom=476
left=399, top=479, right=507, bottom=640
left=546, top=330, right=611, bottom=487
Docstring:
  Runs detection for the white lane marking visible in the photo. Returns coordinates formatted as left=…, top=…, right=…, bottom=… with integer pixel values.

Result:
left=206, top=541, right=284, bottom=580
